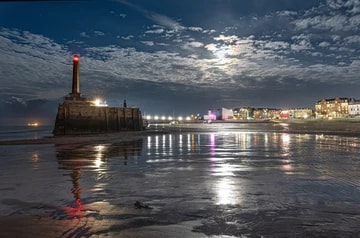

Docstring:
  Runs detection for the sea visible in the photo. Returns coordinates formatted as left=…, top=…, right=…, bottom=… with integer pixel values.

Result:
left=1, top=123, right=360, bottom=237
left=0, top=125, right=53, bottom=141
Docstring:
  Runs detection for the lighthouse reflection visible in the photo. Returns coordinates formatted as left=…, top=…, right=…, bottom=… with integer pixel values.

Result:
left=55, top=139, right=143, bottom=218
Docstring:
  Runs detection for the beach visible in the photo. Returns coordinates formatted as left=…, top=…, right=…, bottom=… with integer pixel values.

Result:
left=1, top=121, right=360, bottom=237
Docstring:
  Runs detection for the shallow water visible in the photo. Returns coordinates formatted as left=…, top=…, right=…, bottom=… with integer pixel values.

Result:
left=0, top=125, right=52, bottom=141
left=1, top=130, right=360, bottom=237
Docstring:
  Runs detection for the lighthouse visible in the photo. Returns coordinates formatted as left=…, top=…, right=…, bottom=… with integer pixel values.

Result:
left=70, top=54, right=80, bottom=98
left=53, top=54, right=144, bottom=135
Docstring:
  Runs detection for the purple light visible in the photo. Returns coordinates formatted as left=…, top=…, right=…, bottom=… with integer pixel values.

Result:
left=209, top=114, right=216, bottom=120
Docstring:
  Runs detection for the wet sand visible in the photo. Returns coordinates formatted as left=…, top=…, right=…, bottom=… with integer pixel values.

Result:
left=1, top=120, right=360, bottom=237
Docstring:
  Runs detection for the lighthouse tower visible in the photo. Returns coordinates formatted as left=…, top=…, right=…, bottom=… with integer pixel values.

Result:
left=69, top=54, right=81, bottom=99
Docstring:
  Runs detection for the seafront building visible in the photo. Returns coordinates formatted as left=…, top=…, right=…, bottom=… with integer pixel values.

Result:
left=149, top=96, right=359, bottom=124
left=232, top=107, right=252, bottom=120
left=348, top=100, right=360, bottom=117
left=280, top=108, right=314, bottom=119
left=252, top=108, right=278, bottom=120
left=232, top=107, right=314, bottom=120
left=204, top=108, right=234, bottom=121
left=315, top=97, right=354, bottom=119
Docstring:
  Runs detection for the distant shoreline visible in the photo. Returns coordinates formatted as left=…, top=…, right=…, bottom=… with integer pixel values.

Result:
left=0, top=120, right=359, bottom=145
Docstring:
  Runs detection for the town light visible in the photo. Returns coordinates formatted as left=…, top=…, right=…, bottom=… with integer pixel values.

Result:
left=27, top=122, right=39, bottom=127
left=92, top=98, right=108, bottom=107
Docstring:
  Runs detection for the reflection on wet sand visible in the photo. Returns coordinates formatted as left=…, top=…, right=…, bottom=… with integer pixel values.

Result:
left=2, top=130, right=360, bottom=237
left=55, top=139, right=143, bottom=218
left=27, top=139, right=145, bottom=238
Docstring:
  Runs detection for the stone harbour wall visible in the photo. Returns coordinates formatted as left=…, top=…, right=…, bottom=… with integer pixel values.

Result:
left=53, top=101, right=144, bottom=135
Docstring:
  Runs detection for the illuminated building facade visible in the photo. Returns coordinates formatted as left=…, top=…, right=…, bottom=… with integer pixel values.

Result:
left=233, top=107, right=281, bottom=120
left=349, top=100, right=360, bottom=117
left=221, top=108, right=234, bottom=120
left=280, top=108, right=313, bottom=120
left=291, top=108, right=314, bottom=119
left=267, top=109, right=282, bottom=119
left=232, top=107, right=253, bottom=120
left=315, top=97, right=353, bottom=119
left=280, top=110, right=290, bottom=119
left=253, top=108, right=268, bottom=120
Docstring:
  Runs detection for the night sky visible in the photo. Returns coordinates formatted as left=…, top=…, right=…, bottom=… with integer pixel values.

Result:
left=0, top=0, right=359, bottom=125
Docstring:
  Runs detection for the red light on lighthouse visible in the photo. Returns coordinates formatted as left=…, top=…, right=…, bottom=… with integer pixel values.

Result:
left=73, top=55, right=79, bottom=62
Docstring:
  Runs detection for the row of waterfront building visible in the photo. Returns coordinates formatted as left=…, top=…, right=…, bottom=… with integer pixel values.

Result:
left=205, top=97, right=360, bottom=121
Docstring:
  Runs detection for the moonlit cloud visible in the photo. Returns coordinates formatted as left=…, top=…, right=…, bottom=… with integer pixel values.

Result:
left=188, top=27, right=203, bottom=32
left=202, top=29, right=217, bottom=34
left=120, top=35, right=134, bottom=40
left=141, top=41, right=155, bottom=46
left=182, top=41, right=204, bottom=49
left=0, top=28, right=70, bottom=100
left=5, top=96, right=27, bottom=106
left=94, top=31, right=105, bottom=36
left=345, top=35, right=360, bottom=44
left=277, top=10, right=298, bottom=17
left=145, top=28, right=165, bottom=34
left=319, top=41, right=330, bottom=47
left=80, top=32, right=90, bottom=38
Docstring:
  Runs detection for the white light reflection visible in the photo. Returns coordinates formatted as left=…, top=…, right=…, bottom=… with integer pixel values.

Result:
left=179, top=134, right=183, bottom=154
left=207, top=133, right=242, bottom=205
left=210, top=133, right=216, bottom=156
left=187, top=134, right=191, bottom=152
left=281, top=133, right=290, bottom=146
left=280, top=134, right=294, bottom=174
left=264, top=133, right=269, bottom=149
left=162, top=134, right=166, bottom=155
left=147, top=136, right=152, bottom=149
left=169, top=134, right=173, bottom=155
left=281, top=133, right=290, bottom=156
left=94, top=145, right=106, bottom=168
left=281, top=164, right=294, bottom=173
left=211, top=162, right=235, bottom=176
left=155, top=135, right=159, bottom=154
left=215, top=177, right=241, bottom=205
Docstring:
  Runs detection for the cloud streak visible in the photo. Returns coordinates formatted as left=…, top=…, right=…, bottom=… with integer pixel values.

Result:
left=116, top=0, right=185, bottom=31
